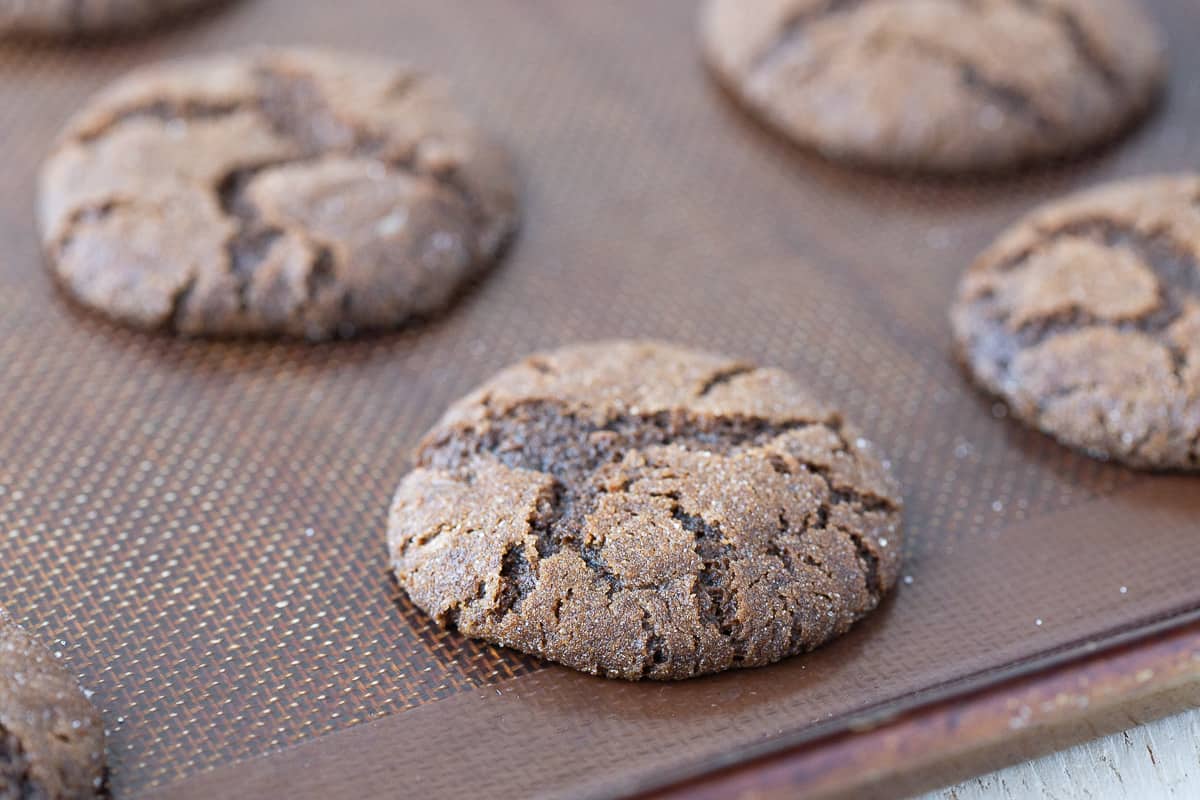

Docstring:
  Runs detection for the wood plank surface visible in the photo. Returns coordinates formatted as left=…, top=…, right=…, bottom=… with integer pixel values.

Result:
left=925, top=708, right=1200, bottom=800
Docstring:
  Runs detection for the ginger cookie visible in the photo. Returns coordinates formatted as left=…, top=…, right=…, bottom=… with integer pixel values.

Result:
left=952, top=174, right=1200, bottom=469
left=389, top=341, right=904, bottom=680
left=0, top=0, right=217, bottom=38
left=700, top=0, right=1164, bottom=172
left=38, top=48, right=518, bottom=339
left=0, top=607, right=105, bottom=799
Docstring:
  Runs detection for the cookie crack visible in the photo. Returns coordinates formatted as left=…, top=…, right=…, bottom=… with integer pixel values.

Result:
left=639, top=606, right=666, bottom=679
left=167, top=275, right=198, bottom=334
left=48, top=197, right=134, bottom=258
left=530, top=480, right=567, bottom=560
left=977, top=218, right=1200, bottom=360
left=750, top=0, right=872, bottom=77
left=750, top=0, right=1057, bottom=133
left=1015, top=0, right=1123, bottom=93
left=420, top=400, right=832, bottom=475
left=72, top=98, right=254, bottom=146
left=214, top=159, right=340, bottom=315
left=696, top=363, right=755, bottom=398
left=673, top=508, right=743, bottom=657
left=494, top=543, right=534, bottom=618
left=254, top=63, right=487, bottom=234
left=901, top=38, right=1053, bottom=132
left=842, top=525, right=882, bottom=600
left=0, top=728, right=39, bottom=800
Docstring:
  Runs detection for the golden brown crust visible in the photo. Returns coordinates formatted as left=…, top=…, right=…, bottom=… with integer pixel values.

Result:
left=952, top=174, right=1200, bottom=469
left=0, top=608, right=105, bottom=800
left=38, top=48, right=518, bottom=339
left=700, top=0, right=1165, bottom=172
left=389, top=341, right=904, bottom=680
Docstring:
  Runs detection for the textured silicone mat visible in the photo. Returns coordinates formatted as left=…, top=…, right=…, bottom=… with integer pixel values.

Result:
left=0, top=1, right=1197, bottom=797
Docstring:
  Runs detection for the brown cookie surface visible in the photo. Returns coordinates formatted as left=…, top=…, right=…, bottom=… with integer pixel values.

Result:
left=700, top=0, right=1164, bottom=172
left=389, top=341, right=903, bottom=680
left=38, top=48, right=518, bottom=339
left=0, top=608, right=105, bottom=800
left=952, top=175, right=1200, bottom=470
left=0, top=0, right=214, bottom=37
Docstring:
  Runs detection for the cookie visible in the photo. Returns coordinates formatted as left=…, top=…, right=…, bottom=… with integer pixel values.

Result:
left=0, top=607, right=105, bottom=799
left=389, top=341, right=904, bottom=680
left=700, top=0, right=1165, bottom=172
left=952, top=175, right=1200, bottom=470
left=38, top=48, right=518, bottom=339
left=0, top=0, right=215, bottom=37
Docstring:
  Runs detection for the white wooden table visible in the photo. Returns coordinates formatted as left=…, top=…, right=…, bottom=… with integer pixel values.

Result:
left=923, top=708, right=1200, bottom=799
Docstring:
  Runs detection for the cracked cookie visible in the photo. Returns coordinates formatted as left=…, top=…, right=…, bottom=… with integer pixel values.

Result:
left=952, top=175, right=1200, bottom=469
left=700, top=0, right=1164, bottom=172
left=0, top=0, right=218, bottom=38
left=1, top=607, right=105, bottom=799
left=389, top=341, right=904, bottom=680
left=38, top=48, right=518, bottom=339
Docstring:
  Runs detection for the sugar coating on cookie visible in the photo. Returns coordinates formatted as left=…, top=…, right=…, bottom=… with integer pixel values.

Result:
left=952, top=174, right=1200, bottom=470
left=38, top=48, right=518, bottom=339
left=389, top=341, right=903, bottom=680
left=0, top=607, right=106, bottom=799
left=700, top=0, right=1164, bottom=172
left=0, top=0, right=214, bottom=37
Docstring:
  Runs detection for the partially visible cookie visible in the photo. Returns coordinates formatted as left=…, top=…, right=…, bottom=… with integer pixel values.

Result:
left=0, top=607, right=105, bottom=799
left=0, top=0, right=216, bottom=37
left=952, top=175, right=1200, bottom=469
left=38, top=48, right=518, bottom=339
left=389, top=341, right=903, bottom=680
left=700, top=0, right=1165, bottom=172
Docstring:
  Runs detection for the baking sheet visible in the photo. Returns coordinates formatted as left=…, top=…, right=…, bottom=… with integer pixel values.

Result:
left=0, top=1, right=1198, bottom=797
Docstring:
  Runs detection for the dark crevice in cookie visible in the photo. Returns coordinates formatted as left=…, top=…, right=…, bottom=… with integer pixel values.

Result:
left=673, top=509, right=741, bottom=654
left=216, top=165, right=270, bottom=218
left=956, top=59, right=1052, bottom=131
left=254, top=66, right=377, bottom=156
left=216, top=162, right=280, bottom=309
left=253, top=63, right=487, bottom=232
left=750, top=0, right=1066, bottom=134
left=72, top=98, right=252, bottom=145
left=876, top=34, right=1052, bottom=132
left=1017, top=0, right=1123, bottom=93
left=530, top=481, right=567, bottom=560
left=495, top=544, right=534, bottom=618
left=802, top=464, right=899, bottom=517
left=167, top=276, right=198, bottom=334
left=0, top=729, right=39, bottom=800
left=969, top=218, right=1200, bottom=377
left=228, top=229, right=284, bottom=280
left=647, top=635, right=666, bottom=665
left=843, top=527, right=882, bottom=600
left=579, top=542, right=622, bottom=598
left=768, top=514, right=795, bottom=571
left=749, top=0, right=1135, bottom=139
left=696, top=363, right=755, bottom=397
left=49, top=198, right=131, bottom=258
left=420, top=401, right=828, bottom=477
left=306, top=245, right=337, bottom=299
left=750, top=0, right=870, bottom=76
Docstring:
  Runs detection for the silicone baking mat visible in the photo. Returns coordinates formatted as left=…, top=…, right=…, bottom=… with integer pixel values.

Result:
left=0, top=1, right=1197, bottom=797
